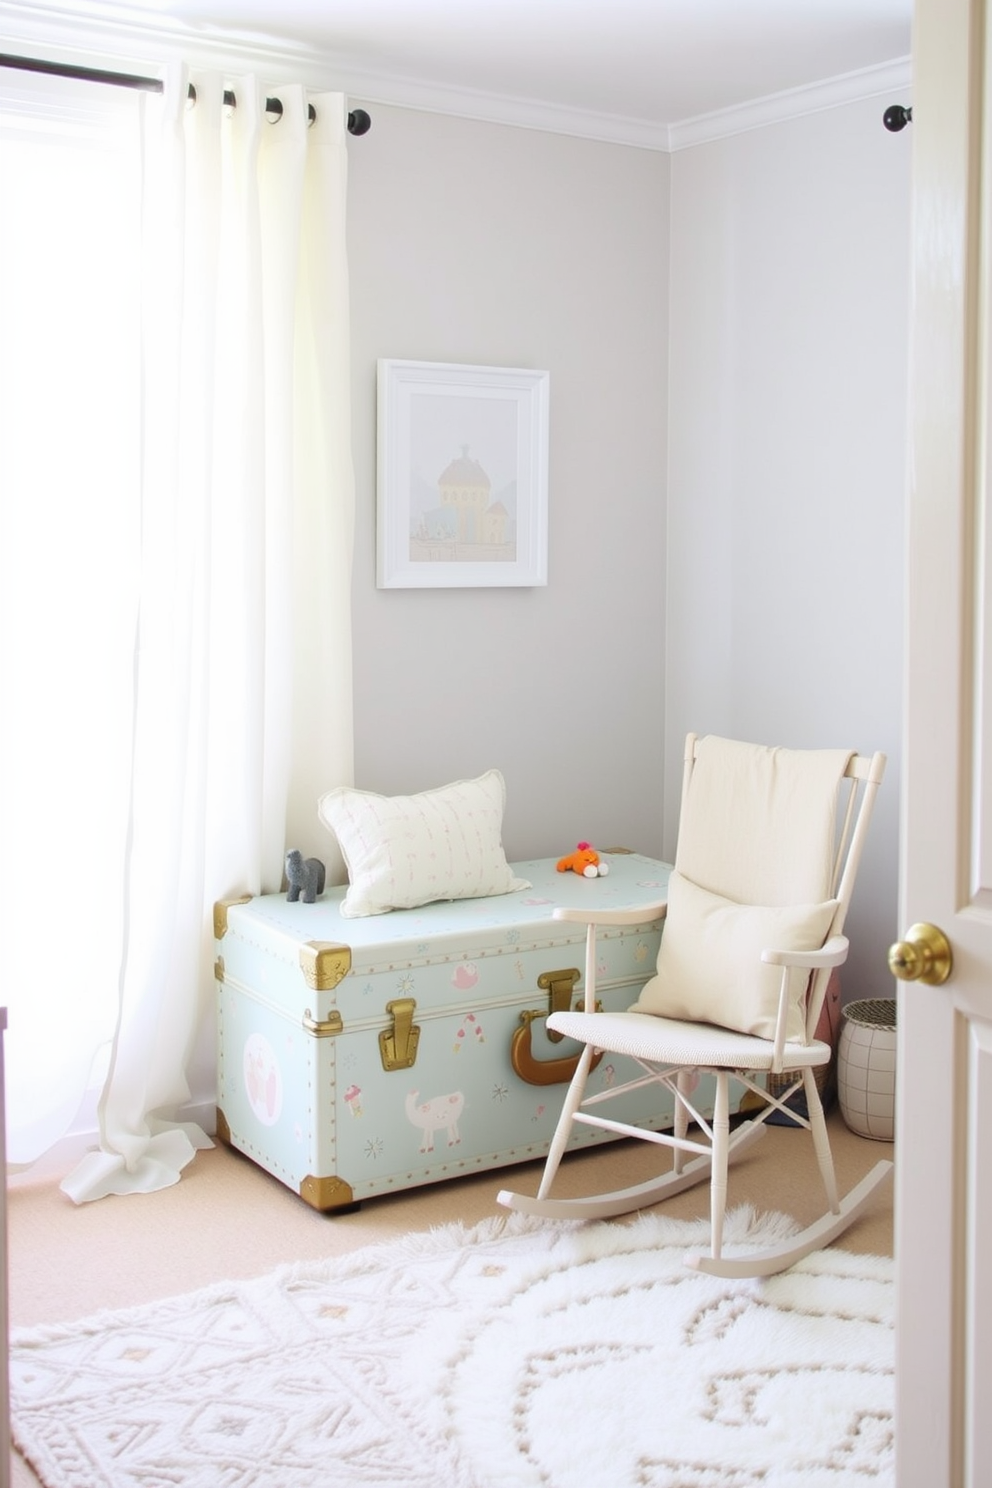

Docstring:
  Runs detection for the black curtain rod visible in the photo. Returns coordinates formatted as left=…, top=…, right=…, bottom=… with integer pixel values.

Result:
left=0, top=52, right=372, bottom=134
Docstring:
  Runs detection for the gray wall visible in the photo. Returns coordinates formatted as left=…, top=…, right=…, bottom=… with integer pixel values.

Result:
left=345, top=103, right=670, bottom=862
left=666, top=96, right=912, bottom=1003
left=341, top=94, right=911, bottom=1009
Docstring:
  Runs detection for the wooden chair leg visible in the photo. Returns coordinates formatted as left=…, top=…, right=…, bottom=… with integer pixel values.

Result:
left=673, top=1069, right=691, bottom=1176
left=536, top=1043, right=596, bottom=1201
left=709, top=1070, right=730, bottom=1259
left=803, top=1067, right=840, bottom=1214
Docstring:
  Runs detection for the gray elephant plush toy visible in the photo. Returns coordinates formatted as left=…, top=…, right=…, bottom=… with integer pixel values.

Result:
left=285, top=849, right=326, bottom=904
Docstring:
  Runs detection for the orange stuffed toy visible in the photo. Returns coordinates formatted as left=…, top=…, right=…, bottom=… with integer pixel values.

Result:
left=556, top=841, right=609, bottom=878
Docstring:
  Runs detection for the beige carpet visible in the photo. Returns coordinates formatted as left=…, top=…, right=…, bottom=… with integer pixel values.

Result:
left=8, top=1109, right=894, bottom=1487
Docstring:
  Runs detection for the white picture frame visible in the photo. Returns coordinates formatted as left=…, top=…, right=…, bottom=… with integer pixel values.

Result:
left=376, top=359, right=550, bottom=588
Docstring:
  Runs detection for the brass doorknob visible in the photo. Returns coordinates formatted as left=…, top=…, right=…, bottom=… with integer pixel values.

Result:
left=888, top=922, right=953, bottom=985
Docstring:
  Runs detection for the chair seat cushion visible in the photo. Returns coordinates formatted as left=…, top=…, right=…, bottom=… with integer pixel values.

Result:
left=547, top=1008, right=832, bottom=1071
left=629, top=871, right=838, bottom=1041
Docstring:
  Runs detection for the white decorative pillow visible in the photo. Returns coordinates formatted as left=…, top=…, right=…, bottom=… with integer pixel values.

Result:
left=317, top=770, right=530, bottom=918
left=631, top=871, right=838, bottom=1041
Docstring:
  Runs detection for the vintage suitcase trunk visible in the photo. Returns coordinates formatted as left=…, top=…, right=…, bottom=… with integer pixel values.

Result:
left=214, top=850, right=742, bottom=1211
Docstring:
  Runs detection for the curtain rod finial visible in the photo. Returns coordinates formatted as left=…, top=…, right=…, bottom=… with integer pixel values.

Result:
left=348, top=108, right=371, bottom=136
left=883, top=103, right=912, bottom=132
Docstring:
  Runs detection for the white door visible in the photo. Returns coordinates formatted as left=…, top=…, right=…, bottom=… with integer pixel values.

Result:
left=897, top=0, right=992, bottom=1482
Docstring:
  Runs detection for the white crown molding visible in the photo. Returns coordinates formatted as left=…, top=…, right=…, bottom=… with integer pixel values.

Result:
left=669, top=56, right=914, bottom=152
left=0, top=2, right=913, bottom=153
left=322, top=63, right=673, bottom=151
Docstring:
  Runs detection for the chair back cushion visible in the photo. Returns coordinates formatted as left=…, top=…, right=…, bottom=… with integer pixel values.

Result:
left=631, top=871, right=838, bottom=1040
left=675, top=735, right=853, bottom=906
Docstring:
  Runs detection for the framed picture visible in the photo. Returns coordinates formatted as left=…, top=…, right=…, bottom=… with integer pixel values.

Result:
left=376, top=359, right=550, bottom=588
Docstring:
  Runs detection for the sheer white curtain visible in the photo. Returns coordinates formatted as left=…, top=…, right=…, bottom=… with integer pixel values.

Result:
left=0, top=64, right=354, bottom=1199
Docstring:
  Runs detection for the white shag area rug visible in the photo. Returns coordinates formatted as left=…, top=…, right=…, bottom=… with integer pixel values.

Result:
left=10, top=1208, right=894, bottom=1488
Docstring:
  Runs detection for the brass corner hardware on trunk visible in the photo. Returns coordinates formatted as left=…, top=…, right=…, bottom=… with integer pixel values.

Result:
left=537, top=967, right=581, bottom=1043
left=299, top=1173, right=357, bottom=1212
left=303, top=1008, right=344, bottom=1038
left=213, top=895, right=252, bottom=939
left=300, top=940, right=352, bottom=992
left=888, top=922, right=953, bottom=985
left=379, top=997, right=420, bottom=1071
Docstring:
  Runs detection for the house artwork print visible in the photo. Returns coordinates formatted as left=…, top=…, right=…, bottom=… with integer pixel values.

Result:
left=406, top=375, right=519, bottom=564
left=376, top=360, right=549, bottom=588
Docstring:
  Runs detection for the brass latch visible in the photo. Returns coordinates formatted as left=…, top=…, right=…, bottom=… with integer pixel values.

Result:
left=379, top=997, right=420, bottom=1071
left=537, top=967, right=581, bottom=1042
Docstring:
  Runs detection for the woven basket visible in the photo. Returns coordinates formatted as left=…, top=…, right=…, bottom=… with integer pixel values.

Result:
left=766, top=1060, right=832, bottom=1102
left=837, top=997, right=897, bottom=1141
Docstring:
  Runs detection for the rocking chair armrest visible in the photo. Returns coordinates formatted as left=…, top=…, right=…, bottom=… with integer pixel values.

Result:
left=761, top=933, right=849, bottom=971
left=767, top=935, right=848, bottom=1071
left=554, top=901, right=667, bottom=1013
left=552, top=901, right=668, bottom=928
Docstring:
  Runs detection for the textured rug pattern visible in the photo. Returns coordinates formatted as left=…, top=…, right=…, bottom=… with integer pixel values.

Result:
left=10, top=1209, right=894, bottom=1488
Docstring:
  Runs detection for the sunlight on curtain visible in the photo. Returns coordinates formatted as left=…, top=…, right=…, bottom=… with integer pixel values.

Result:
left=0, top=65, right=355, bottom=1195
left=0, top=73, right=142, bottom=1164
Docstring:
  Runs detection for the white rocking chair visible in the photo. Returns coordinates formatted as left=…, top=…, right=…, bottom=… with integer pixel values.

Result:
left=497, top=733, right=892, bottom=1277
